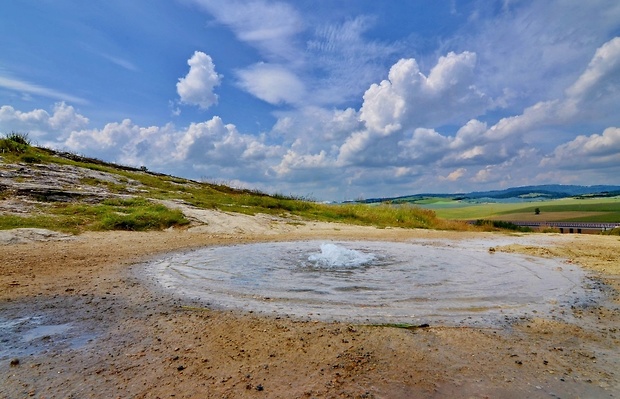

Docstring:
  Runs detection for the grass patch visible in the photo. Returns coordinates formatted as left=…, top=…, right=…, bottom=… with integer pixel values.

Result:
left=0, top=198, right=189, bottom=233
left=0, top=214, right=84, bottom=234
left=56, top=198, right=190, bottom=231
left=427, top=197, right=620, bottom=223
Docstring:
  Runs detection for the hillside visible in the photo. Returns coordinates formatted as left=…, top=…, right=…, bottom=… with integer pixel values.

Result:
left=358, top=184, right=620, bottom=204
left=0, top=134, right=463, bottom=233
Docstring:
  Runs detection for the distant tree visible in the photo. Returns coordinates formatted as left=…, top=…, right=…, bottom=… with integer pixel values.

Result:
left=535, top=207, right=540, bottom=215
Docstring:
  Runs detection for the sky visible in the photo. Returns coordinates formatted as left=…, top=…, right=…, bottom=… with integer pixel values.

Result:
left=1, top=1, right=619, bottom=201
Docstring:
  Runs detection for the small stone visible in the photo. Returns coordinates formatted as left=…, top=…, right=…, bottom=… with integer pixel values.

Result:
left=10, top=358, right=19, bottom=367
left=177, top=365, right=185, bottom=371
left=255, top=384, right=264, bottom=391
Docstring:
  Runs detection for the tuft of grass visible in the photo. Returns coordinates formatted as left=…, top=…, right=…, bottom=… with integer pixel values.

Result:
left=5, top=131, right=31, bottom=145
left=1, top=131, right=31, bottom=154
left=0, top=214, right=84, bottom=234
left=94, top=198, right=189, bottom=231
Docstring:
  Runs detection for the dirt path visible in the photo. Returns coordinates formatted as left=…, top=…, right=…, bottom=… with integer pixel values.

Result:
left=1, top=214, right=619, bottom=398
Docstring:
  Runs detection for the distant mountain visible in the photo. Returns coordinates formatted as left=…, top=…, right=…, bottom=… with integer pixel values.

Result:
left=461, top=185, right=620, bottom=200
left=354, top=184, right=620, bottom=204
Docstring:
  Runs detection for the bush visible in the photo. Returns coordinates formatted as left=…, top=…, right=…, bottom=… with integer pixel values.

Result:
left=474, top=219, right=533, bottom=232
left=20, top=154, right=43, bottom=164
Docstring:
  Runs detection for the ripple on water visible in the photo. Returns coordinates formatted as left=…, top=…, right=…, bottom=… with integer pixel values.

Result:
left=145, top=240, right=594, bottom=325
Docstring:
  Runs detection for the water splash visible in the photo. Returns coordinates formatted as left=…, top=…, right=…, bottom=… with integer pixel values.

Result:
left=306, top=243, right=376, bottom=268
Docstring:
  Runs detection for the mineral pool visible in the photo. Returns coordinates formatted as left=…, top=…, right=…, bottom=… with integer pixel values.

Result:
left=145, top=240, right=593, bottom=325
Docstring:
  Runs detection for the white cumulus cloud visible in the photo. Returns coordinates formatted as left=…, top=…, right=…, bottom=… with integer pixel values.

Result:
left=359, top=52, right=487, bottom=136
left=541, top=127, right=620, bottom=169
left=64, top=119, right=177, bottom=167
left=237, top=63, right=305, bottom=105
left=0, top=102, right=89, bottom=139
left=177, top=51, right=222, bottom=109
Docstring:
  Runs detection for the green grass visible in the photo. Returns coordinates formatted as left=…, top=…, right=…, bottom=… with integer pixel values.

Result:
left=0, top=132, right=31, bottom=155
left=0, top=214, right=82, bottom=233
left=0, top=198, right=189, bottom=233
left=425, top=198, right=620, bottom=222
left=495, top=200, right=620, bottom=215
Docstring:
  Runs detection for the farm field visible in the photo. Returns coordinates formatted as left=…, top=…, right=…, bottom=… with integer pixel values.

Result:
left=418, top=197, right=620, bottom=222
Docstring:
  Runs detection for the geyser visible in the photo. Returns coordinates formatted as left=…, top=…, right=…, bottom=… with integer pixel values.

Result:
left=144, top=240, right=591, bottom=325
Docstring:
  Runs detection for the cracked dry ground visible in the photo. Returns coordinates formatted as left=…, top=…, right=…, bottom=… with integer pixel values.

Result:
left=1, top=228, right=619, bottom=398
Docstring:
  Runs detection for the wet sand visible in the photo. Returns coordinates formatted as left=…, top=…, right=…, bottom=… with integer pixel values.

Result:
left=1, top=220, right=619, bottom=398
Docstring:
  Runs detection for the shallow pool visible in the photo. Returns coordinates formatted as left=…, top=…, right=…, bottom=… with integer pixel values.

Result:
left=145, top=240, right=591, bottom=325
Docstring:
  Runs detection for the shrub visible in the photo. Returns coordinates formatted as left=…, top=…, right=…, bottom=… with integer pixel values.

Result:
left=474, top=219, right=533, bottom=232
left=20, top=154, right=42, bottom=164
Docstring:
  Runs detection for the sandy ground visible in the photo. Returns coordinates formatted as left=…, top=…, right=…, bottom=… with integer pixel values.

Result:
left=1, top=210, right=619, bottom=398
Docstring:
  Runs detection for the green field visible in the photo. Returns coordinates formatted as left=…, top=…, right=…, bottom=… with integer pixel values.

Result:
left=418, top=197, right=620, bottom=222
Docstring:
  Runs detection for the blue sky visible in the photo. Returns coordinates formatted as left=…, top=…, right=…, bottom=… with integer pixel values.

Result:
left=1, top=1, right=619, bottom=201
